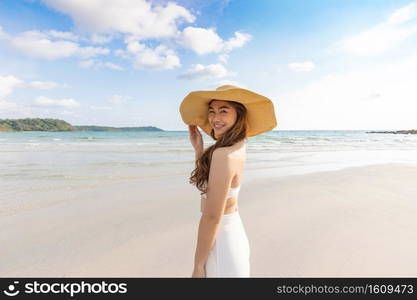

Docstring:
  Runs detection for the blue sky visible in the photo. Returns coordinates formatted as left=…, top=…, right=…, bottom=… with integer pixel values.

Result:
left=1, top=0, right=417, bottom=130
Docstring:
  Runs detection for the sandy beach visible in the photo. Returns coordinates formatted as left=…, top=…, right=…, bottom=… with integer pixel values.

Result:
left=1, top=162, right=416, bottom=277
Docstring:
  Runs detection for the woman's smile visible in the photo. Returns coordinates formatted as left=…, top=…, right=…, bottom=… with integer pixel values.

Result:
left=213, top=123, right=226, bottom=130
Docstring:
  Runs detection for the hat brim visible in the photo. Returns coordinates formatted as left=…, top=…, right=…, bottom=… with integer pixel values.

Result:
left=179, top=87, right=277, bottom=137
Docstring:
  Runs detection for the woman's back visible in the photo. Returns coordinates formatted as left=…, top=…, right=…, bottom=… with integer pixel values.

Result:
left=200, top=140, right=246, bottom=215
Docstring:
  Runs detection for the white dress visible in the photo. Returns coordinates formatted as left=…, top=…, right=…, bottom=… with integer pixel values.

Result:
left=201, top=185, right=251, bottom=277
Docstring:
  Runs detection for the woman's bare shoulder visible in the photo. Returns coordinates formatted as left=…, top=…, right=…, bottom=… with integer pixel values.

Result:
left=212, top=147, right=229, bottom=159
left=211, top=147, right=244, bottom=181
left=211, top=148, right=236, bottom=166
left=212, top=147, right=243, bottom=165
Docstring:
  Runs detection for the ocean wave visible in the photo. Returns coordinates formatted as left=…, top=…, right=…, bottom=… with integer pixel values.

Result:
left=136, top=142, right=160, bottom=146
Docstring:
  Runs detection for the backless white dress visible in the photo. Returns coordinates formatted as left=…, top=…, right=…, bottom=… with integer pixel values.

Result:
left=201, top=185, right=250, bottom=277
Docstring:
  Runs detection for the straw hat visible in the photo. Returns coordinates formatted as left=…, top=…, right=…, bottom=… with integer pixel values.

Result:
left=179, top=84, right=277, bottom=137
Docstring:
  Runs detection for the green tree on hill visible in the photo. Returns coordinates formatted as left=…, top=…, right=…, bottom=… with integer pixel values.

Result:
left=0, top=118, right=164, bottom=132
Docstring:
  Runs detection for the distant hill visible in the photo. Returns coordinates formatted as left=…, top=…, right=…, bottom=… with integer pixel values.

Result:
left=0, top=118, right=163, bottom=132
left=0, top=118, right=75, bottom=132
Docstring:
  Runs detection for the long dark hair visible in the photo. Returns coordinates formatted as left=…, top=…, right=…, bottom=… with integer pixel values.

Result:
left=189, top=99, right=248, bottom=198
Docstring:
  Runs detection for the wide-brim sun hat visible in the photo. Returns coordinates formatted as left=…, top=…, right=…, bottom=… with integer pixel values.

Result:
left=179, top=84, right=277, bottom=137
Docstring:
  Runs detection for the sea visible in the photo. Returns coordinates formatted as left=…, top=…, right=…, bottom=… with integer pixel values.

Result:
left=1, top=130, right=417, bottom=207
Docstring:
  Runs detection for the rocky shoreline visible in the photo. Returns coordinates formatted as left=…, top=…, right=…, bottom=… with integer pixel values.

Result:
left=366, top=129, right=417, bottom=134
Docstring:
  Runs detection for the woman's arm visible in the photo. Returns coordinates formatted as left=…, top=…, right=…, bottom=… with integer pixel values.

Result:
left=193, top=148, right=234, bottom=270
left=189, top=125, right=204, bottom=162
left=195, top=148, right=203, bottom=161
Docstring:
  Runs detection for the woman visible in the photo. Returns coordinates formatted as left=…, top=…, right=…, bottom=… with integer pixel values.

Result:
left=179, top=85, right=277, bottom=277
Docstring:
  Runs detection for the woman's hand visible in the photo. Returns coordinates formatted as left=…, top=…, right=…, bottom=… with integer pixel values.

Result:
left=191, top=265, right=206, bottom=278
left=188, top=125, right=203, bottom=154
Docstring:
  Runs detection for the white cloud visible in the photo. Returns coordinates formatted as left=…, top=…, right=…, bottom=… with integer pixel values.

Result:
left=77, top=45, right=109, bottom=58
left=108, top=94, right=130, bottom=104
left=178, top=63, right=235, bottom=80
left=29, top=80, right=60, bottom=90
left=89, top=105, right=113, bottom=110
left=87, top=94, right=131, bottom=113
left=0, top=28, right=109, bottom=60
left=46, top=30, right=80, bottom=41
left=386, top=2, right=417, bottom=25
left=34, top=96, right=80, bottom=108
left=178, top=26, right=252, bottom=55
left=122, top=38, right=180, bottom=69
left=223, top=31, right=252, bottom=52
left=335, top=2, right=417, bottom=56
left=179, top=27, right=223, bottom=55
left=279, top=54, right=417, bottom=129
left=218, top=53, right=229, bottom=64
left=79, top=59, right=124, bottom=70
left=90, top=33, right=113, bottom=44
left=339, top=24, right=417, bottom=56
left=0, top=1, right=253, bottom=71
left=102, top=62, right=124, bottom=70
left=1, top=75, right=66, bottom=110
left=0, top=75, right=24, bottom=98
left=58, top=110, right=79, bottom=116
left=361, top=92, right=382, bottom=101
left=0, top=100, right=17, bottom=110
left=0, top=75, right=72, bottom=111
left=114, top=48, right=129, bottom=59
left=79, top=59, right=94, bottom=68
left=0, top=26, right=7, bottom=39
left=288, top=61, right=315, bottom=72
left=32, top=0, right=198, bottom=69
left=41, top=0, right=195, bottom=38
left=12, top=32, right=79, bottom=59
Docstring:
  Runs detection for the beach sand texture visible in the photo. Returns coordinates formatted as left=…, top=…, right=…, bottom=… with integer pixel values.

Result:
left=1, top=163, right=417, bottom=277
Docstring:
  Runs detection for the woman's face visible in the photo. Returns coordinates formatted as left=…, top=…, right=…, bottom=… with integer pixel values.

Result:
left=208, top=100, right=237, bottom=138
